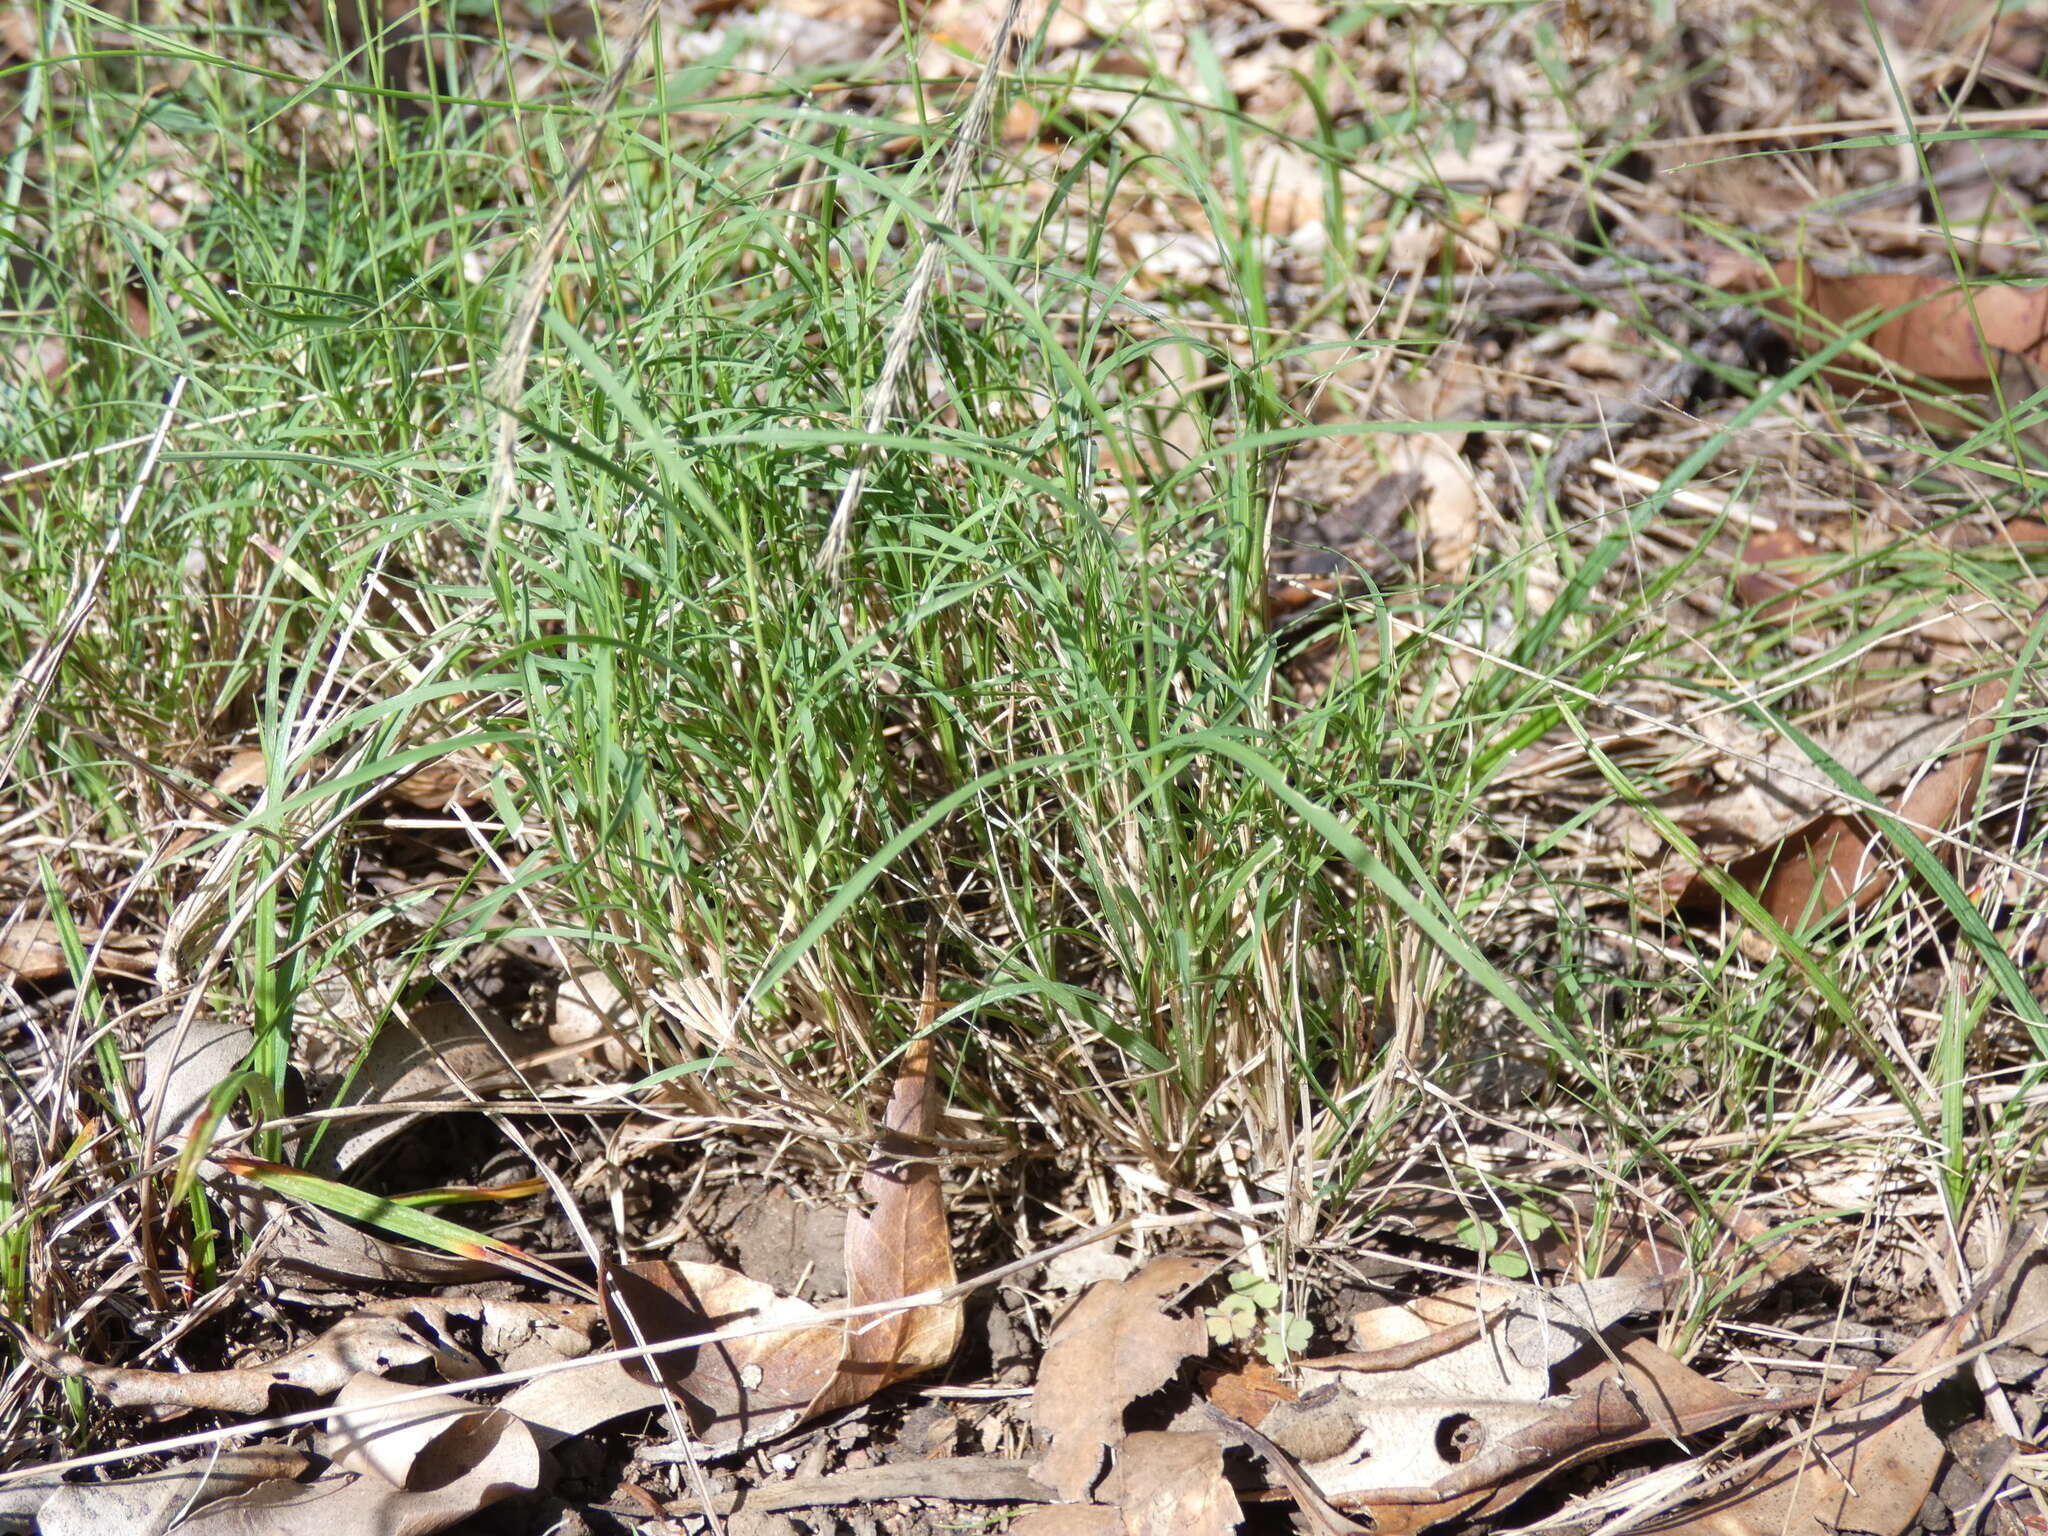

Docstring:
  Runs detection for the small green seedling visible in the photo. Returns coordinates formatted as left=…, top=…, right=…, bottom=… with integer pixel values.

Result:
left=1206, top=1269, right=1314, bottom=1366
left=1455, top=1202, right=1555, bottom=1279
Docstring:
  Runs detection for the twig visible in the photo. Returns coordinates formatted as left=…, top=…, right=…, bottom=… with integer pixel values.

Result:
left=641, top=1455, right=1056, bottom=1511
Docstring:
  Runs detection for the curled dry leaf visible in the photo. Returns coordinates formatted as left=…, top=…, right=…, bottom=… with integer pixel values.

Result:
left=811, top=1028, right=962, bottom=1416
left=1466, top=1334, right=1758, bottom=1520
left=600, top=1256, right=846, bottom=1450
left=1202, top=1404, right=1373, bottom=1536
left=323, top=1000, right=535, bottom=1175
left=1255, top=1275, right=1677, bottom=1520
left=1029, top=1253, right=1214, bottom=1501
left=583, top=1021, right=963, bottom=1450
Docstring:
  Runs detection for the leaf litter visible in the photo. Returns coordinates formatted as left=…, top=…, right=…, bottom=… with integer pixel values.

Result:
left=5, top=0, right=2048, bottom=1531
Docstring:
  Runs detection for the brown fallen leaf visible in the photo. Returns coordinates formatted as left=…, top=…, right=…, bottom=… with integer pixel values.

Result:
left=136, top=1013, right=255, bottom=1147
left=594, top=980, right=962, bottom=1448
left=601, top=1256, right=846, bottom=1450
left=173, top=1377, right=547, bottom=1536
left=1993, top=348, right=2048, bottom=462
left=1676, top=709, right=1970, bottom=856
left=1699, top=680, right=2006, bottom=934
left=810, top=949, right=962, bottom=1415
left=1253, top=1277, right=1671, bottom=1515
left=1202, top=1357, right=1296, bottom=1427
left=1763, top=262, right=2048, bottom=387
left=1467, top=1334, right=1762, bottom=1520
left=1029, top=1254, right=1215, bottom=1501
left=242, top=1187, right=527, bottom=1290
left=1099, top=1430, right=1241, bottom=1535
left=383, top=755, right=494, bottom=811
left=0, top=916, right=158, bottom=983
left=1825, top=0, right=2047, bottom=74
left=1386, top=356, right=1488, bottom=579
left=1655, top=1307, right=1972, bottom=1536
left=1202, top=1404, right=1374, bottom=1536
left=1735, top=527, right=1840, bottom=631
left=321, top=1000, right=536, bottom=1175
left=548, top=961, right=641, bottom=1073
left=1286, top=1343, right=1818, bottom=1531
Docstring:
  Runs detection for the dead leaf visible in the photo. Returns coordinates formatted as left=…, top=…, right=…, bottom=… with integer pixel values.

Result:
left=1702, top=680, right=2006, bottom=933
left=1468, top=1334, right=1757, bottom=1520
left=1994, top=348, right=2048, bottom=462
left=1611, top=692, right=2005, bottom=929
left=1044, top=1239, right=1138, bottom=1295
left=600, top=1257, right=846, bottom=1451
left=1203, top=1358, right=1296, bottom=1427
left=0, top=3, right=35, bottom=61
left=324, top=1000, right=535, bottom=1175
left=137, top=1013, right=255, bottom=1146
left=1735, top=528, right=1840, bottom=630
left=810, top=994, right=962, bottom=1415
left=591, top=1002, right=963, bottom=1448
left=495, top=1356, right=665, bottom=1447
left=1098, top=1430, right=1241, bottom=1535
left=1386, top=358, right=1488, bottom=579
left=383, top=755, right=492, bottom=811
left=321, top=1373, right=532, bottom=1489
left=212, top=745, right=268, bottom=795
left=1244, top=0, right=1323, bottom=26
left=548, top=962, right=640, bottom=1072
left=1029, top=1254, right=1214, bottom=1501
left=1257, top=1276, right=1678, bottom=1518
left=1656, top=1311, right=1969, bottom=1536
left=11, top=1448, right=306, bottom=1536
left=1201, top=1404, right=1374, bottom=1536
left=1764, top=262, right=2048, bottom=387
left=0, top=916, right=158, bottom=983
left=243, top=1188, right=523, bottom=1289
left=171, top=1378, right=547, bottom=1536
